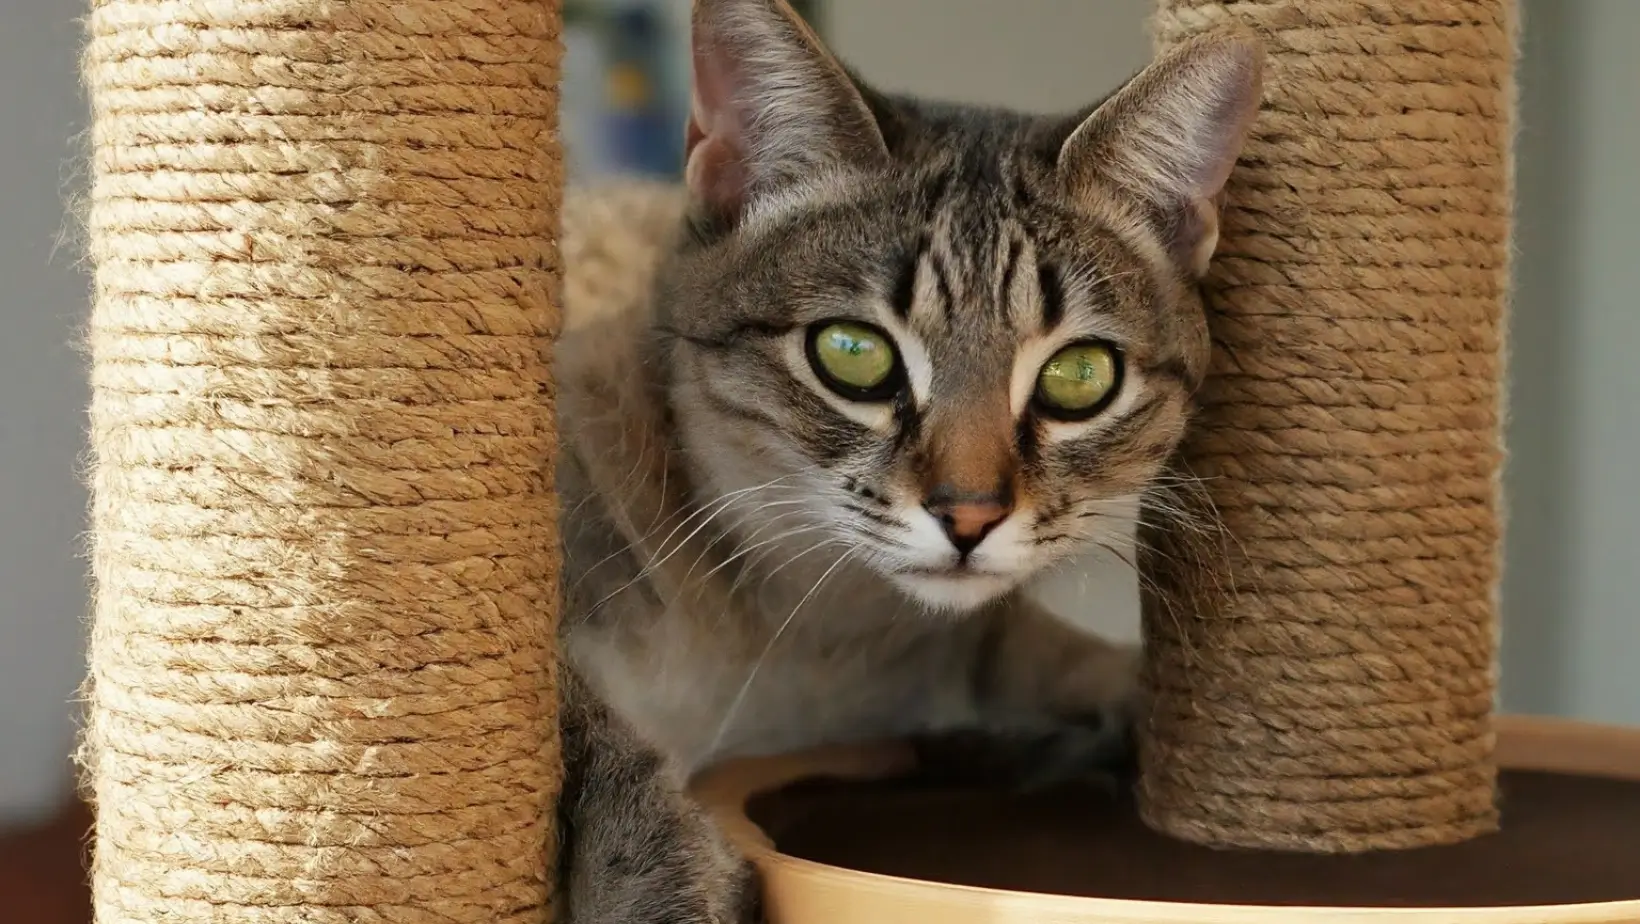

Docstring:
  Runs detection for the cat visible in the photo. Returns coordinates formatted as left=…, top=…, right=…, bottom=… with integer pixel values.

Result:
left=552, top=1, right=1263, bottom=921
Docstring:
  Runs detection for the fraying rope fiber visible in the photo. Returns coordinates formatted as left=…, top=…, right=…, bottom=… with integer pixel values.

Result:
left=1138, top=0, right=1516, bottom=853
left=80, top=1, right=565, bottom=919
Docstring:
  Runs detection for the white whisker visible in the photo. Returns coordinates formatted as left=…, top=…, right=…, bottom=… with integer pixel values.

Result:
left=676, top=500, right=811, bottom=587
left=695, top=520, right=826, bottom=590
left=584, top=473, right=809, bottom=616
left=708, top=544, right=858, bottom=755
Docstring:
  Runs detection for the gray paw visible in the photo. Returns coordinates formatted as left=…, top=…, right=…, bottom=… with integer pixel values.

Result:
left=909, top=704, right=1137, bottom=793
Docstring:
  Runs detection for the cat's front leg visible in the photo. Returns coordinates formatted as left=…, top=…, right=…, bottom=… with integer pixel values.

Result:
left=558, top=668, right=759, bottom=924
left=913, top=600, right=1140, bottom=790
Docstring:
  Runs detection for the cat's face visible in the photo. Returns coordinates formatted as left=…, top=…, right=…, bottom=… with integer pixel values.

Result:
left=660, top=0, right=1261, bottom=612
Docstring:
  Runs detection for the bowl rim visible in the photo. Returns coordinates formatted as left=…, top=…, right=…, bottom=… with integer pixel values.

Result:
left=691, top=714, right=1640, bottom=923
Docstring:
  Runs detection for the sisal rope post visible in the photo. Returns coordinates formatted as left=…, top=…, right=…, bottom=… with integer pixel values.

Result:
left=1137, top=0, right=1516, bottom=852
left=79, top=1, right=564, bottom=921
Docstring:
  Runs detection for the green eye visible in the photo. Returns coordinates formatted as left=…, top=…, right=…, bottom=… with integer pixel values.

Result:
left=1034, top=341, right=1121, bottom=418
left=807, top=321, right=900, bottom=399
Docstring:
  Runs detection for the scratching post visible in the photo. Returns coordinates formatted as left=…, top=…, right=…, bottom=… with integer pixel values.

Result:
left=1137, top=0, right=1515, bottom=851
left=80, top=1, right=563, bottom=921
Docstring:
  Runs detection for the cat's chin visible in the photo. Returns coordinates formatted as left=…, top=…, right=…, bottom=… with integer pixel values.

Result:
left=889, top=570, right=1017, bottom=615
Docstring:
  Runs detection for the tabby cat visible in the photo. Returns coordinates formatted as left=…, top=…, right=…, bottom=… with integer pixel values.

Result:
left=553, top=1, right=1262, bottom=920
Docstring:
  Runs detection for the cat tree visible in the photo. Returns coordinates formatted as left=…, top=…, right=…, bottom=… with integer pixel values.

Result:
left=78, top=1, right=1639, bottom=924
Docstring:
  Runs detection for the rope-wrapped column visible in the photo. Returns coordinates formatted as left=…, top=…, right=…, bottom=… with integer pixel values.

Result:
left=1138, top=0, right=1515, bottom=852
left=80, top=2, right=563, bottom=921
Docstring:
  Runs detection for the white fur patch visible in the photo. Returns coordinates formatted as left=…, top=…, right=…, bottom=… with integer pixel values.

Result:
left=873, top=310, right=934, bottom=407
left=890, top=570, right=1016, bottom=613
left=901, top=505, right=957, bottom=563
left=965, top=512, right=1036, bottom=574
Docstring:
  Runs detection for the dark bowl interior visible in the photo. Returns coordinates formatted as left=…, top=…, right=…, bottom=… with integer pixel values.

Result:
left=749, top=769, right=1640, bottom=909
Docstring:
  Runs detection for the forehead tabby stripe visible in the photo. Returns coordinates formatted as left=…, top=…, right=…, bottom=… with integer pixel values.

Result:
left=999, top=237, right=1023, bottom=313
left=930, top=250, right=958, bottom=320
left=1037, top=260, right=1066, bottom=329
left=891, top=233, right=927, bottom=320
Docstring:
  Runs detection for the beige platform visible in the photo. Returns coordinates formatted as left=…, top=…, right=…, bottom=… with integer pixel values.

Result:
left=694, top=716, right=1640, bottom=924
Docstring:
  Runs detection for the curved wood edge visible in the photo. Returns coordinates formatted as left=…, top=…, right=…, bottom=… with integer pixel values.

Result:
left=689, top=716, right=1640, bottom=924
left=691, top=741, right=920, bottom=859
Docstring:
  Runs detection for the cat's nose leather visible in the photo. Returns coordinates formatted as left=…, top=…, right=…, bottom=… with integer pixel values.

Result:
left=923, top=489, right=1010, bottom=555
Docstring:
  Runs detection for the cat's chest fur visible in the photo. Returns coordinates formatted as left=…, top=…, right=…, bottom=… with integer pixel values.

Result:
left=565, top=578, right=982, bottom=772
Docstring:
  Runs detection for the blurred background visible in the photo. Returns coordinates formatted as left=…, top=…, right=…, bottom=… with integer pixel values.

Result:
left=1, top=0, right=1636, bottom=914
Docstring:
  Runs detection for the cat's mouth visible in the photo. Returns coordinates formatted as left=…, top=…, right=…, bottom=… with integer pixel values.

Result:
left=897, top=565, right=1003, bottom=579
left=889, top=566, right=1016, bottom=612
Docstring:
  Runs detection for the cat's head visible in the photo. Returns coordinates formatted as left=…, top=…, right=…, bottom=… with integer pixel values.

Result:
left=656, top=0, right=1262, bottom=612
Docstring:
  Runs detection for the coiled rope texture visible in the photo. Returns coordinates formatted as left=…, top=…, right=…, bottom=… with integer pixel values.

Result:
left=1137, top=0, right=1516, bottom=852
left=81, top=1, right=563, bottom=920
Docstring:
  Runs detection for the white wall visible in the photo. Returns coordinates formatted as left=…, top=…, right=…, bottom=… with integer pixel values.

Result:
left=1500, top=0, right=1640, bottom=723
left=0, top=4, right=92, bottom=824
left=826, top=0, right=1153, bottom=111
left=1555, top=2, right=1640, bottom=723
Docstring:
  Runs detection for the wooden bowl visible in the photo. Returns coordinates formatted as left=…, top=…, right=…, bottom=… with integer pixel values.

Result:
left=692, top=716, right=1640, bottom=923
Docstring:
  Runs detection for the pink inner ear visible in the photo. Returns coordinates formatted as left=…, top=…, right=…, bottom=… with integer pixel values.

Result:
left=685, top=127, right=749, bottom=219
left=1172, top=196, right=1221, bottom=279
left=684, top=38, right=753, bottom=218
left=684, top=111, right=707, bottom=164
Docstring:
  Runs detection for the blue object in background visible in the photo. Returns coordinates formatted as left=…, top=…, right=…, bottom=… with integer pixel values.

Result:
left=599, top=3, right=685, bottom=178
left=561, top=22, right=611, bottom=182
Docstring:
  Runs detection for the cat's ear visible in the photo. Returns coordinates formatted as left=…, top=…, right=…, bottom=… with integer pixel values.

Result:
left=1057, top=33, right=1263, bottom=278
left=685, top=0, right=889, bottom=223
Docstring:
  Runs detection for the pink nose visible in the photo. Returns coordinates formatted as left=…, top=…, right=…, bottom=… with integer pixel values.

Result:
left=923, top=490, right=1010, bottom=555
